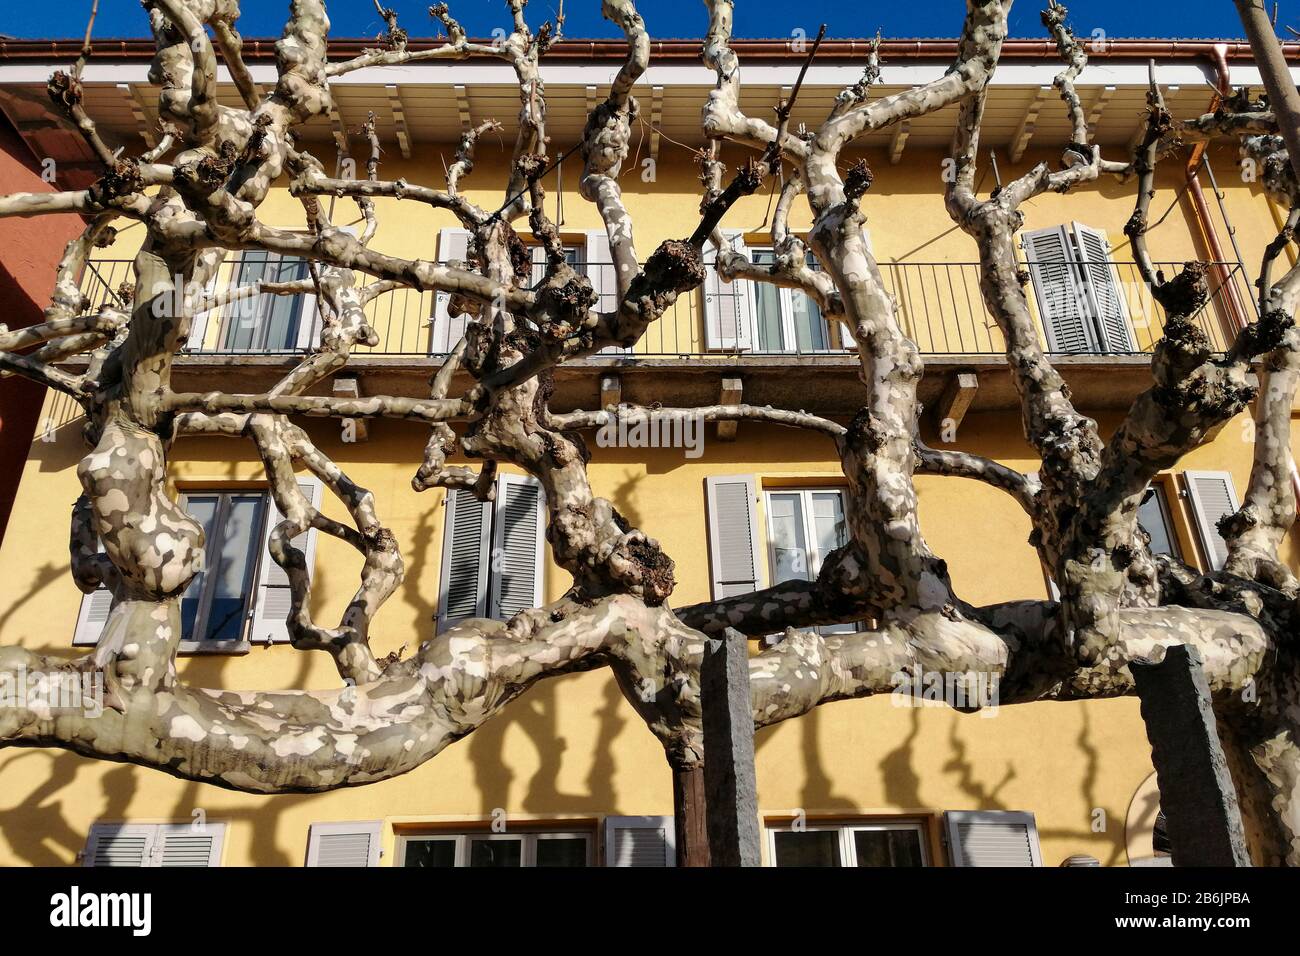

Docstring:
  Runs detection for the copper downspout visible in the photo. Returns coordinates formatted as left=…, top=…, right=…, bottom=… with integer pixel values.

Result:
left=1195, top=43, right=1300, bottom=502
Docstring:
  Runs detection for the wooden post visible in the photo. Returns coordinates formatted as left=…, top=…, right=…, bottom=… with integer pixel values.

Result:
left=671, top=762, right=710, bottom=867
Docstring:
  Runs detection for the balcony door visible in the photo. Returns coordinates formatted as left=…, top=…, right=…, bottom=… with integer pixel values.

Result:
left=221, top=251, right=315, bottom=352
left=750, top=248, right=832, bottom=353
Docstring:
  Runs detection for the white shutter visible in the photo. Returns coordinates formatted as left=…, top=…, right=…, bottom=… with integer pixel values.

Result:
left=72, top=586, right=115, bottom=647
left=603, top=816, right=675, bottom=867
left=702, top=231, right=754, bottom=350
left=305, top=821, right=383, bottom=867
left=1183, top=470, right=1241, bottom=571
left=186, top=272, right=221, bottom=352
left=294, top=273, right=320, bottom=351
left=1070, top=222, right=1134, bottom=353
left=1022, top=225, right=1095, bottom=353
left=83, top=824, right=158, bottom=867
left=489, top=473, right=545, bottom=620
left=250, top=477, right=323, bottom=644
left=705, top=475, right=765, bottom=599
left=944, top=811, right=1042, bottom=867
left=84, top=822, right=224, bottom=867
left=156, top=822, right=225, bottom=867
left=437, top=487, right=492, bottom=631
left=430, top=227, right=473, bottom=354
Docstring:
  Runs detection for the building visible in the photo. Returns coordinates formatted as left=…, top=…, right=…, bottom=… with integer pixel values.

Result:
left=0, top=34, right=1295, bottom=868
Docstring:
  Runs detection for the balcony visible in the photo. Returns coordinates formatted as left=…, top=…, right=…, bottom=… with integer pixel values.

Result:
left=74, top=255, right=1255, bottom=419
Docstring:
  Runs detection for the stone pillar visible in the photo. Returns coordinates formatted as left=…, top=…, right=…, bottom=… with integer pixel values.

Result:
left=701, top=627, right=761, bottom=866
left=1131, top=643, right=1252, bottom=867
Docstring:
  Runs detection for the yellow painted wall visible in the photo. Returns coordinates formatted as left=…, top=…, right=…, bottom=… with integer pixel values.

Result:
left=3, top=140, right=1297, bottom=868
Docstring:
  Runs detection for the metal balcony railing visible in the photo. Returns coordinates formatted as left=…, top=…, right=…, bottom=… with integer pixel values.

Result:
left=78, top=256, right=1255, bottom=361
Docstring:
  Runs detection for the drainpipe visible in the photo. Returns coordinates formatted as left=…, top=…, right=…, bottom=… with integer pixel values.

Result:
left=1197, top=42, right=1300, bottom=501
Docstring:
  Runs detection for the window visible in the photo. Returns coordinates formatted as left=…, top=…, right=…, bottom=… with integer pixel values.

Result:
left=767, top=820, right=928, bottom=867
left=72, top=481, right=321, bottom=649
left=1137, top=482, right=1181, bottom=559
left=528, top=243, right=584, bottom=285
left=432, top=230, right=623, bottom=354
left=764, top=487, right=855, bottom=635
left=180, top=491, right=267, bottom=647
left=83, top=822, right=225, bottom=867
left=397, top=829, right=592, bottom=867
left=750, top=247, right=831, bottom=352
left=702, top=235, right=834, bottom=353
left=438, top=473, right=545, bottom=631
left=1022, top=222, right=1134, bottom=354
left=220, top=251, right=316, bottom=351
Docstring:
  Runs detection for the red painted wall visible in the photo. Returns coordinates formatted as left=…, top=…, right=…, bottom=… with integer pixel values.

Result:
left=0, top=115, right=83, bottom=544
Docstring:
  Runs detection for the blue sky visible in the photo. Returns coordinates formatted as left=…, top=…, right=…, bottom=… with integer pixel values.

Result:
left=0, top=1, right=1264, bottom=41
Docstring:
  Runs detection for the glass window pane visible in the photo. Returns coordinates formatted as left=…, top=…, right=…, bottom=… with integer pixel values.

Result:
left=180, top=495, right=220, bottom=641
left=535, top=837, right=587, bottom=867
left=809, top=492, right=847, bottom=573
left=773, top=830, right=841, bottom=867
left=261, top=256, right=308, bottom=350
left=750, top=249, right=785, bottom=351
left=199, top=494, right=264, bottom=643
left=768, top=492, right=810, bottom=581
left=790, top=272, right=827, bottom=351
left=402, top=839, right=457, bottom=867
left=1137, top=485, right=1180, bottom=558
left=468, top=837, right=523, bottom=867
left=224, top=252, right=271, bottom=350
left=853, top=828, right=925, bottom=867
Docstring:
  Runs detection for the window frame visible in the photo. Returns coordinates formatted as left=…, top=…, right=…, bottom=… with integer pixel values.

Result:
left=177, top=488, right=270, bottom=654
left=1137, top=480, right=1182, bottom=561
left=216, top=248, right=317, bottom=354
left=762, top=486, right=855, bottom=636
left=764, top=818, right=931, bottom=868
left=748, top=244, right=833, bottom=354
left=395, top=828, right=593, bottom=868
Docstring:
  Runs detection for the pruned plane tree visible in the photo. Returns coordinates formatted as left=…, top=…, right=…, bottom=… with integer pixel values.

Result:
left=1, top=0, right=1300, bottom=865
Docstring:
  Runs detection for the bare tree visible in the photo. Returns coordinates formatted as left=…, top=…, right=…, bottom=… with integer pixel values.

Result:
left=0, top=0, right=1298, bottom=865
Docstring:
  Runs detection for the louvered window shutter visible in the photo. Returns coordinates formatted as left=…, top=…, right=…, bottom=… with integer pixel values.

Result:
left=1183, top=470, right=1241, bottom=571
left=489, top=474, right=545, bottom=621
left=250, top=478, right=323, bottom=644
left=156, top=823, right=225, bottom=867
left=944, top=811, right=1042, bottom=866
left=1070, top=222, right=1134, bottom=352
left=186, top=272, right=222, bottom=352
left=705, top=475, right=765, bottom=599
left=1022, top=225, right=1094, bottom=353
left=437, top=487, right=492, bottom=631
left=603, top=816, right=675, bottom=867
left=430, top=228, right=473, bottom=354
left=72, top=584, right=114, bottom=647
left=83, top=824, right=158, bottom=867
left=305, top=821, right=383, bottom=867
left=702, top=231, right=754, bottom=350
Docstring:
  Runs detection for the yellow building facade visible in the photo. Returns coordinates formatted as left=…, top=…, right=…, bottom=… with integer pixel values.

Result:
left=0, top=39, right=1296, bottom=868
